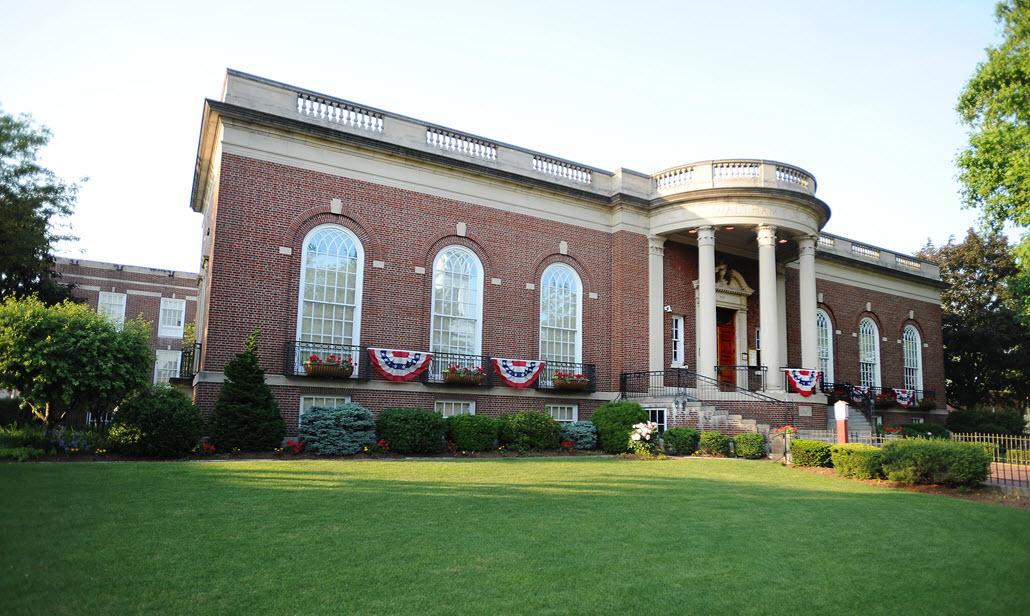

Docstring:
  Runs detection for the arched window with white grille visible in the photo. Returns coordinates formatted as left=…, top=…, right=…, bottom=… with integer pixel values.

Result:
left=903, top=325, right=923, bottom=391
left=858, top=317, right=880, bottom=387
left=430, top=246, right=483, bottom=357
left=296, top=225, right=364, bottom=355
left=539, top=264, right=582, bottom=364
left=816, top=309, right=834, bottom=383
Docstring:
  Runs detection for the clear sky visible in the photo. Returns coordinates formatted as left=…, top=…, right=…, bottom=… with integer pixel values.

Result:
left=1, top=0, right=1002, bottom=273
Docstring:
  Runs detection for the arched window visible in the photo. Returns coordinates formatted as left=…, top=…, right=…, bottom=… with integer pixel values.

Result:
left=430, top=246, right=483, bottom=357
left=539, top=264, right=582, bottom=365
left=296, top=225, right=364, bottom=360
left=903, top=325, right=923, bottom=391
left=858, top=318, right=880, bottom=388
left=816, top=309, right=834, bottom=383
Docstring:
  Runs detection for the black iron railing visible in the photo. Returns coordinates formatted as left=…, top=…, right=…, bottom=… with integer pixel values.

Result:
left=286, top=341, right=370, bottom=379
left=179, top=342, right=202, bottom=379
left=422, top=352, right=492, bottom=387
left=536, top=362, right=597, bottom=393
left=715, top=365, right=767, bottom=392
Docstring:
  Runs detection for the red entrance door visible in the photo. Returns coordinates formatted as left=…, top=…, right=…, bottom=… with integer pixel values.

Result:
left=717, top=320, right=736, bottom=385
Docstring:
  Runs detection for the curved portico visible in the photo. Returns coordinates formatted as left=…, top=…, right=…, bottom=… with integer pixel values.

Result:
left=645, top=160, right=830, bottom=391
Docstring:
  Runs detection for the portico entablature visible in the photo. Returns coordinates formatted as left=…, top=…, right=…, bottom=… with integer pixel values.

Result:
left=647, top=191, right=830, bottom=239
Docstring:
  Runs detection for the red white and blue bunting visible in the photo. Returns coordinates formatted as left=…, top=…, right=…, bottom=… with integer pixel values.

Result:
left=784, top=369, right=821, bottom=397
left=490, top=358, right=545, bottom=389
left=894, top=389, right=915, bottom=408
left=367, top=348, right=433, bottom=382
left=851, top=386, right=870, bottom=404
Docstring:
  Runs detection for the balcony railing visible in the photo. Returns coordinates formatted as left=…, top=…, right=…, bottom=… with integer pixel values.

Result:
left=536, top=362, right=597, bottom=393
left=179, top=342, right=202, bottom=379
left=286, top=341, right=370, bottom=379
left=715, top=365, right=767, bottom=392
left=421, top=352, right=493, bottom=387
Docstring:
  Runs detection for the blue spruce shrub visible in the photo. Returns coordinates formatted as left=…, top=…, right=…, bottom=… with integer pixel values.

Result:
left=561, top=421, right=598, bottom=450
left=298, top=403, right=376, bottom=456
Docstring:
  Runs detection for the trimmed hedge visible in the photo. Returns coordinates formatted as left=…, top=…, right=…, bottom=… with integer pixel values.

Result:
left=298, top=403, right=377, bottom=455
left=376, top=407, right=447, bottom=454
left=662, top=427, right=700, bottom=456
left=830, top=443, right=883, bottom=479
left=560, top=421, right=598, bottom=450
left=790, top=439, right=833, bottom=467
left=945, top=409, right=1027, bottom=436
left=108, top=386, right=203, bottom=458
left=881, top=423, right=950, bottom=439
left=733, top=433, right=766, bottom=459
left=880, top=438, right=992, bottom=487
left=446, top=414, right=497, bottom=452
left=497, top=411, right=561, bottom=452
left=591, top=402, right=649, bottom=454
left=699, top=431, right=731, bottom=457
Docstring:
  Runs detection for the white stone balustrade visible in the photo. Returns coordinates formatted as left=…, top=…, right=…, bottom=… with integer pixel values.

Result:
left=654, top=160, right=817, bottom=197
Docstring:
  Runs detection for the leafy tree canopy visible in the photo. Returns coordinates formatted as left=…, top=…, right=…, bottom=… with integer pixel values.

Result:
left=917, top=229, right=1030, bottom=409
left=0, top=295, right=153, bottom=429
left=0, top=110, right=82, bottom=305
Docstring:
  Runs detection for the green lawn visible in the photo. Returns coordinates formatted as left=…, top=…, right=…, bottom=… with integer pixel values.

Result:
left=1, top=458, right=1028, bottom=615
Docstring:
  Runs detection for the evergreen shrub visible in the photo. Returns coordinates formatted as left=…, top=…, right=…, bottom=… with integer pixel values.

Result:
left=699, top=431, right=731, bottom=456
left=880, top=438, right=992, bottom=487
left=945, top=409, right=1027, bottom=435
left=208, top=331, right=286, bottom=451
left=108, top=386, right=203, bottom=458
left=590, top=402, right=648, bottom=454
left=298, top=403, right=376, bottom=455
left=497, top=410, right=561, bottom=452
left=446, top=413, right=497, bottom=452
left=662, top=427, right=700, bottom=455
left=376, top=407, right=446, bottom=454
left=830, top=443, right=883, bottom=479
left=790, top=439, right=833, bottom=467
left=560, top=421, right=598, bottom=450
left=733, top=432, right=766, bottom=459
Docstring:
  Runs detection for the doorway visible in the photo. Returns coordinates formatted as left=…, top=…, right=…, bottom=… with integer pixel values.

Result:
left=717, top=308, right=736, bottom=385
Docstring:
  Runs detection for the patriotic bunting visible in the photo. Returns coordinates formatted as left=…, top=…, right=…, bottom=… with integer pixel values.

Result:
left=851, top=386, right=870, bottom=404
left=368, top=348, right=433, bottom=382
left=784, top=369, right=821, bottom=397
left=490, top=358, right=545, bottom=389
left=894, top=389, right=915, bottom=408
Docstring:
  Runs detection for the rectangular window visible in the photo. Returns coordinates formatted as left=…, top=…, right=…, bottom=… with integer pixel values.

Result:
left=911, top=417, right=924, bottom=424
left=158, top=298, right=187, bottom=338
left=875, top=416, right=883, bottom=426
left=645, top=408, right=667, bottom=433
left=154, top=350, right=181, bottom=384
left=299, top=395, right=352, bottom=427
left=435, top=400, right=474, bottom=417
left=670, top=315, right=684, bottom=367
left=546, top=404, right=578, bottom=423
left=98, top=292, right=126, bottom=331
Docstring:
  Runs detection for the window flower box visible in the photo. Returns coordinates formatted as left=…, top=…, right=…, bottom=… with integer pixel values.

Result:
left=303, top=354, right=354, bottom=379
left=441, top=365, right=485, bottom=386
left=553, top=372, right=590, bottom=390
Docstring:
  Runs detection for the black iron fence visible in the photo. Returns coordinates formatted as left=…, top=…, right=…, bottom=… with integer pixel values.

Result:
left=179, top=342, right=202, bottom=379
left=422, top=352, right=492, bottom=387
left=951, top=433, right=1030, bottom=489
left=536, top=362, right=597, bottom=393
left=286, top=341, right=370, bottom=379
left=715, top=365, right=767, bottom=391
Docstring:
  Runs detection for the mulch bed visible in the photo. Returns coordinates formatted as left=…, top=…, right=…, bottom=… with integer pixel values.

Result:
left=789, top=464, right=1030, bottom=510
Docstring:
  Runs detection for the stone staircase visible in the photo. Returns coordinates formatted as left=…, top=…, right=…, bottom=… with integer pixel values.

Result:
left=825, top=405, right=875, bottom=434
left=665, top=400, right=771, bottom=435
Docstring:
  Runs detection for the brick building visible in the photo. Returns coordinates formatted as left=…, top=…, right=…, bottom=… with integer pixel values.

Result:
left=184, top=70, right=946, bottom=435
left=54, top=258, right=199, bottom=384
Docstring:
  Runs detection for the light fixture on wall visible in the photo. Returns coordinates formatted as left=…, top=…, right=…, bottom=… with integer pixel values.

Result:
left=663, top=305, right=672, bottom=313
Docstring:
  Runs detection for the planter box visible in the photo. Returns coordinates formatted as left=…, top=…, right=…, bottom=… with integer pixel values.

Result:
left=442, top=372, right=484, bottom=386
left=553, top=377, right=589, bottom=391
left=303, top=363, right=354, bottom=379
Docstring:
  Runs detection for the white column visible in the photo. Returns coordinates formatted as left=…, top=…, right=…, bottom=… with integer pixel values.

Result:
left=696, top=226, right=717, bottom=380
left=757, top=224, right=783, bottom=391
left=798, top=235, right=818, bottom=370
left=647, top=235, right=666, bottom=372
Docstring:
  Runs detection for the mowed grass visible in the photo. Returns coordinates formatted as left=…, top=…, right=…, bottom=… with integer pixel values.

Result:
left=1, top=458, right=1028, bottom=615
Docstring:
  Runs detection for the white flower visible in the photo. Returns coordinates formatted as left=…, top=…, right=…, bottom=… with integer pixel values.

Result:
left=631, top=434, right=641, bottom=441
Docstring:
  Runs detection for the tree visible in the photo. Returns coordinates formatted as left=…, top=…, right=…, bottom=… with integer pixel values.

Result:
left=957, top=1, right=1030, bottom=301
left=0, top=295, right=153, bottom=430
left=0, top=110, right=81, bottom=305
left=208, top=330, right=286, bottom=451
left=917, top=230, right=1030, bottom=409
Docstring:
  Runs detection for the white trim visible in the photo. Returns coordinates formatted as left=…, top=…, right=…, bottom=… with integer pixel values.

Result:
left=539, top=263, right=583, bottom=364
left=98, top=291, right=126, bottom=331
left=816, top=308, right=834, bottom=382
left=430, top=245, right=484, bottom=356
left=295, top=224, right=365, bottom=349
left=299, top=394, right=353, bottom=428
left=670, top=314, right=685, bottom=367
left=903, top=325, right=923, bottom=392
left=858, top=318, right=881, bottom=388
left=644, top=407, right=668, bottom=432
left=154, top=349, right=182, bottom=383
left=546, top=404, right=579, bottom=423
left=158, top=298, right=187, bottom=338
